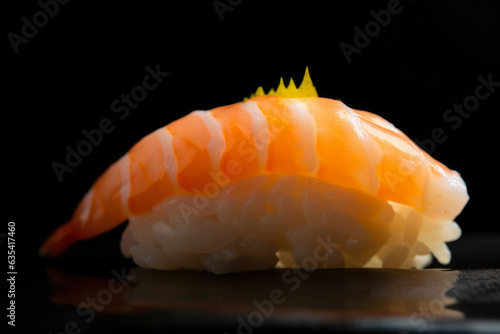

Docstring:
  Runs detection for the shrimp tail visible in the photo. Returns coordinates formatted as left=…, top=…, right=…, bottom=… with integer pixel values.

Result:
left=40, top=156, right=129, bottom=257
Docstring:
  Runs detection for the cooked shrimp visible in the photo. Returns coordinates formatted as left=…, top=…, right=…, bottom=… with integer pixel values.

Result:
left=40, top=69, right=468, bottom=274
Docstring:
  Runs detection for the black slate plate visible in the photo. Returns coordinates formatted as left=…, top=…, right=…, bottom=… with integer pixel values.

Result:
left=17, top=263, right=500, bottom=334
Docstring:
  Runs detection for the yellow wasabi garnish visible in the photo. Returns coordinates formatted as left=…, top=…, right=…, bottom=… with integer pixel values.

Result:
left=244, top=67, right=318, bottom=101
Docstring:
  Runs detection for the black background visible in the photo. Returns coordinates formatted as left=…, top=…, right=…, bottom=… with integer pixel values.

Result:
left=4, top=0, right=500, bottom=332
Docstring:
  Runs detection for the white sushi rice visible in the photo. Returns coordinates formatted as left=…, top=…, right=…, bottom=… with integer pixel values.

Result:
left=120, top=175, right=461, bottom=274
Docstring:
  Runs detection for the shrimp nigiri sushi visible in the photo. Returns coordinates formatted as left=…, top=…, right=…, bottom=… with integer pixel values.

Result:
left=41, top=69, right=469, bottom=274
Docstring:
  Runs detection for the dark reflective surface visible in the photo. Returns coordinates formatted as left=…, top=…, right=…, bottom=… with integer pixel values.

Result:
left=48, top=267, right=462, bottom=317
left=33, top=265, right=500, bottom=333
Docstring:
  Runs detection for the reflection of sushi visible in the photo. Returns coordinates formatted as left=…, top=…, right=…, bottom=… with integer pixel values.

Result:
left=46, top=266, right=464, bottom=319
left=41, top=69, right=469, bottom=274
